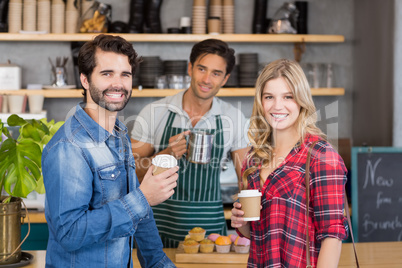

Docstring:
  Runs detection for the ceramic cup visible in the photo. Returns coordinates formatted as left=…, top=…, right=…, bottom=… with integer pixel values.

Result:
left=28, top=95, right=45, bottom=114
left=8, top=95, right=25, bottom=113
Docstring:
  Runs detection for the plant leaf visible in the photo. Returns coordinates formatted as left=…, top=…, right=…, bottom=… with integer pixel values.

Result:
left=40, top=119, right=64, bottom=145
left=7, top=114, right=27, bottom=127
left=34, top=175, right=45, bottom=194
left=0, top=139, right=42, bottom=198
left=20, top=119, right=49, bottom=143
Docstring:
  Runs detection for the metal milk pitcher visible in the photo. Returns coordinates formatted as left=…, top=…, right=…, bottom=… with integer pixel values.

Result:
left=187, top=130, right=215, bottom=164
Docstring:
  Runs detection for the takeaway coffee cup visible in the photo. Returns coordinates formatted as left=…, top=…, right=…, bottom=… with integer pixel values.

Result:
left=187, top=130, right=214, bottom=164
left=238, top=190, right=262, bottom=221
left=152, top=154, right=178, bottom=175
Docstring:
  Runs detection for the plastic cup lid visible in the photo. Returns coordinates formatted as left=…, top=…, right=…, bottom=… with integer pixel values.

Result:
left=238, top=189, right=262, bottom=197
left=152, top=154, right=178, bottom=168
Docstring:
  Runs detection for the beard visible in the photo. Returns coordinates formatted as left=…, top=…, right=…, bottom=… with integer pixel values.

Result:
left=88, top=83, right=131, bottom=112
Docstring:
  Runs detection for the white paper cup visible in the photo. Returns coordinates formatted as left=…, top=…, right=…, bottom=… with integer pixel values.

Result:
left=238, top=190, right=262, bottom=221
left=152, top=154, right=178, bottom=175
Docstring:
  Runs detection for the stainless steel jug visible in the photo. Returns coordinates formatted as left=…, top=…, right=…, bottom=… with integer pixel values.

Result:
left=187, top=130, right=214, bottom=164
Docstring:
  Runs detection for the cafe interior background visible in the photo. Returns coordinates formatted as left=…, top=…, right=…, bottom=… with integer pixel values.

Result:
left=1, top=0, right=402, bottom=251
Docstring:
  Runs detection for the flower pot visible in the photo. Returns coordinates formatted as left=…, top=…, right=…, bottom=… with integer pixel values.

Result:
left=0, top=197, right=22, bottom=265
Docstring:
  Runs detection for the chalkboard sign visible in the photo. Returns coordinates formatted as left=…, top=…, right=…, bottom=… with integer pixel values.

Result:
left=351, top=147, right=402, bottom=242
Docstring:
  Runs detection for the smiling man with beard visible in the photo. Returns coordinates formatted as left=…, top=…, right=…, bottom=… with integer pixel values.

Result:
left=42, top=34, right=177, bottom=268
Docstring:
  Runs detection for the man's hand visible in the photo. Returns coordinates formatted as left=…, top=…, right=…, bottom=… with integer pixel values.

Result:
left=139, top=165, right=179, bottom=206
left=167, top=130, right=191, bottom=159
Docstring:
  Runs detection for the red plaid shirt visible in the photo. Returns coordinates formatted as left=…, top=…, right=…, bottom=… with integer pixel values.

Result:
left=237, top=134, right=348, bottom=268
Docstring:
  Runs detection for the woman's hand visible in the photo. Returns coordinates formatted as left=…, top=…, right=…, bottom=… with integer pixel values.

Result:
left=231, top=201, right=248, bottom=229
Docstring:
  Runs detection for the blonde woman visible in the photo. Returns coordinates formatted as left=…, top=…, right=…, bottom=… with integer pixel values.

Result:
left=231, top=59, right=348, bottom=267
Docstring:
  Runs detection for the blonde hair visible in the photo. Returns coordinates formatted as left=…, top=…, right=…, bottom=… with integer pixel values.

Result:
left=242, top=59, right=325, bottom=189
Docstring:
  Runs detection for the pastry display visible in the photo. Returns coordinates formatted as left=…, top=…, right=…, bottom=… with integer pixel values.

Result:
left=180, top=228, right=249, bottom=255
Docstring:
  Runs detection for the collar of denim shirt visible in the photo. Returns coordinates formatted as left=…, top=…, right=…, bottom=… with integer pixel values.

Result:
left=73, top=102, right=128, bottom=143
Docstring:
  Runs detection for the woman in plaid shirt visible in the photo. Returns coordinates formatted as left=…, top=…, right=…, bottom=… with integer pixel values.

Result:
left=231, top=59, right=348, bottom=267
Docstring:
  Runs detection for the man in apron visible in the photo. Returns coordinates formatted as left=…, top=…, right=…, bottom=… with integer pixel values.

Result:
left=131, top=39, right=249, bottom=248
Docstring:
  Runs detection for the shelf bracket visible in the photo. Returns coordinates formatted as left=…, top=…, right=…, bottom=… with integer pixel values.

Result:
left=293, top=39, right=306, bottom=62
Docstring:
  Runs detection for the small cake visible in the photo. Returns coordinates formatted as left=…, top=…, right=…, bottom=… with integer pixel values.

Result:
left=199, top=238, right=215, bottom=253
left=183, top=239, right=200, bottom=254
left=207, top=233, right=220, bottom=242
left=188, top=227, right=206, bottom=242
left=215, top=236, right=231, bottom=253
left=228, top=234, right=238, bottom=251
left=234, top=236, right=251, bottom=254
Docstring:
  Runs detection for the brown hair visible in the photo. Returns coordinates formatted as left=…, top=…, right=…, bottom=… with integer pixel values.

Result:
left=78, top=34, right=141, bottom=101
left=189, top=38, right=235, bottom=76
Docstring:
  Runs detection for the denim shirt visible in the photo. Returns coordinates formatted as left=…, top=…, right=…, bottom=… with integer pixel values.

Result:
left=42, top=103, right=175, bottom=268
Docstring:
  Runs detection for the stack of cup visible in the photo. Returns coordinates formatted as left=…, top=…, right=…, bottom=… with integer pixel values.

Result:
left=192, top=0, right=206, bottom=34
left=209, top=0, right=222, bottom=33
left=51, top=0, right=65, bottom=33
left=65, top=0, right=79, bottom=33
left=81, top=0, right=95, bottom=18
left=152, top=154, right=178, bottom=175
left=223, top=0, right=235, bottom=33
left=8, top=0, right=23, bottom=33
left=23, top=0, right=36, bottom=31
left=207, top=17, right=220, bottom=35
left=37, top=0, right=51, bottom=33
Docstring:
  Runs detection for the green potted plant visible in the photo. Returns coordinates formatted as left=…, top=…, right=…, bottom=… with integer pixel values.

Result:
left=0, top=114, right=63, bottom=265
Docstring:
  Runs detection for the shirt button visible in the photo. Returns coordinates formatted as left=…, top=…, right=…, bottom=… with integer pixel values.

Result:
left=111, top=174, right=115, bottom=178
left=259, top=248, right=263, bottom=252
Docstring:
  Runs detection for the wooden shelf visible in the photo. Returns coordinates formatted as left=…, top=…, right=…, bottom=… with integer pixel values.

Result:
left=0, top=33, right=345, bottom=43
left=0, top=88, right=345, bottom=98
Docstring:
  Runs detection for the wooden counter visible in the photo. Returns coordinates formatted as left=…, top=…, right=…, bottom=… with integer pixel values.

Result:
left=25, top=209, right=233, bottom=222
left=24, top=241, right=402, bottom=267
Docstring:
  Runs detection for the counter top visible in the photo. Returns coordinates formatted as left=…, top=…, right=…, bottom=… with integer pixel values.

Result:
left=25, top=208, right=233, bottom=223
left=24, top=241, right=402, bottom=267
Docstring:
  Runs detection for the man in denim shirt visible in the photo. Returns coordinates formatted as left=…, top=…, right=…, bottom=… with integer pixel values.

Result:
left=42, top=34, right=178, bottom=267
